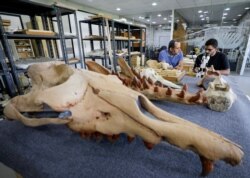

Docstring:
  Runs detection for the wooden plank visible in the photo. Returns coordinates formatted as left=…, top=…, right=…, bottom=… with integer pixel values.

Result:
left=14, top=29, right=56, bottom=36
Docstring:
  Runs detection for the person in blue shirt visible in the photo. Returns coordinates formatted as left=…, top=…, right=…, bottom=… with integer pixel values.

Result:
left=158, top=40, right=184, bottom=70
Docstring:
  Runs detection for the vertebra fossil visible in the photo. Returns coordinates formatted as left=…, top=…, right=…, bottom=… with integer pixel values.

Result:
left=86, top=59, right=236, bottom=111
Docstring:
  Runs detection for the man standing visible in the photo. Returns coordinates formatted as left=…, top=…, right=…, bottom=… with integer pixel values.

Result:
left=158, top=40, right=184, bottom=70
left=193, top=38, right=230, bottom=75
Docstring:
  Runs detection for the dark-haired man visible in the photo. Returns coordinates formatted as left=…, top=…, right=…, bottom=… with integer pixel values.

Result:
left=193, top=38, right=230, bottom=75
left=158, top=40, right=184, bottom=70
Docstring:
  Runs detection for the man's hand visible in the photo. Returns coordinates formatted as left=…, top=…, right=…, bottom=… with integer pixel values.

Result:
left=207, top=66, right=230, bottom=75
left=175, top=59, right=184, bottom=70
left=217, top=69, right=230, bottom=75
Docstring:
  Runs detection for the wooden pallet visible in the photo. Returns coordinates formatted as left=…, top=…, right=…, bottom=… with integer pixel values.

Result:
left=155, top=69, right=185, bottom=83
left=162, top=71, right=186, bottom=82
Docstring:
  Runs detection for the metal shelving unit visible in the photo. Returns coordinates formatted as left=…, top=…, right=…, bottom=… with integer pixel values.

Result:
left=79, top=17, right=146, bottom=70
left=0, top=0, right=83, bottom=96
left=0, top=46, right=17, bottom=97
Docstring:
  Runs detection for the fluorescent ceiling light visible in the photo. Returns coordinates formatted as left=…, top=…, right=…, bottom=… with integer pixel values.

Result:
left=223, top=13, right=228, bottom=16
left=233, top=19, right=237, bottom=21
left=201, top=18, right=205, bottom=20
left=245, top=7, right=250, bottom=10
left=157, top=14, right=162, bottom=17
left=147, top=19, right=150, bottom=22
left=116, top=8, right=121, bottom=11
left=200, top=15, right=203, bottom=17
left=168, top=20, right=172, bottom=23
left=152, top=2, right=157, bottom=6
left=204, top=11, right=208, bottom=13
left=159, top=25, right=162, bottom=27
left=163, top=18, right=167, bottom=20
left=152, top=21, right=156, bottom=24
left=238, top=14, right=242, bottom=16
left=198, top=10, right=202, bottom=13
left=222, top=17, right=226, bottom=19
left=225, top=8, right=230, bottom=11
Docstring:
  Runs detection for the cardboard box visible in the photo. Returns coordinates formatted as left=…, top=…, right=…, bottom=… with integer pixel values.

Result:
left=132, top=30, right=145, bottom=40
left=132, top=41, right=145, bottom=47
left=131, top=55, right=141, bottom=67
left=2, top=19, right=11, bottom=26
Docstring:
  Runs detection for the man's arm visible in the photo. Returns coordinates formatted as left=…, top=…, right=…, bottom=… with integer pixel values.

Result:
left=217, top=53, right=230, bottom=75
left=175, top=52, right=184, bottom=70
left=207, top=65, right=230, bottom=75
left=158, top=51, right=165, bottom=62
left=175, top=60, right=183, bottom=70
left=217, top=68, right=230, bottom=75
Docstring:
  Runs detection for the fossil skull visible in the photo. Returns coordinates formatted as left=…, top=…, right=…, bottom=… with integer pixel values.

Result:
left=3, top=62, right=243, bottom=176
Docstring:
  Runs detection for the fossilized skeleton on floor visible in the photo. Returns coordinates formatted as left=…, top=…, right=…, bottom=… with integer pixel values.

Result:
left=3, top=62, right=243, bottom=176
left=86, top=59, right=236, bottom=111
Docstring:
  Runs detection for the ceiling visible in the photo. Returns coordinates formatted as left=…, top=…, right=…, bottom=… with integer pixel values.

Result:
left=70, top=0, right=250, bottom=26
left=176, top=2, right=250, bottom=27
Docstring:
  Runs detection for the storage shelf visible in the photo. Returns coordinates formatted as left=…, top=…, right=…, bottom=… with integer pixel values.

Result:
left=6, top=33, right=59, bottom=39
left=64, top=35, right=78, bottom=39
left=14, top=39, right=35, bottom=59
left=6, top=33, right=78, bottom=40
left=79, top=16, right=146, bottom=70
left=0, top=2, right=84, bottom=97
left=17, top=51, right=33, bottom=53
left=79, top=18, right=144, bottom=30
left=15, top=45, right=31, bottom=47
left=82, top=37, right=142, bottom=41
left=0, top=1, right=74, bottom=17
left=85, top=52, right=142, bottom=59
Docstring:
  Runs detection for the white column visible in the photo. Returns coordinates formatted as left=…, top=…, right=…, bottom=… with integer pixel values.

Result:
left=170, top=9, right=174, bottom=40
left=240, top=34, right=250, bottom=75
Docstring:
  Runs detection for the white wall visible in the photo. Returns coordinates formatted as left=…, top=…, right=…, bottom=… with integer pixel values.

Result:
left=146, top=25, right=171, bottom=48
left=0, top=15, right=30, bottom=31
left=52, top=10, right=101, bottom=59
left=77, top=11, right=101, bottom=53
left=0, top=15, right=30, bottom=60
left=154, top=29, right=171, bottom=48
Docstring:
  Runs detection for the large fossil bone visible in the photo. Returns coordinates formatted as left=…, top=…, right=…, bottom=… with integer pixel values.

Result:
left=86, top=60, right=236, bottom=111
left=3, top=63, right=243, bottom=176
left=86, top=60, right=206, bottom=105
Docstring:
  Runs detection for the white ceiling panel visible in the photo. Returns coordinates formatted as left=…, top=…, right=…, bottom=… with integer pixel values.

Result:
left=69, top=0, right=250, bottom=26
